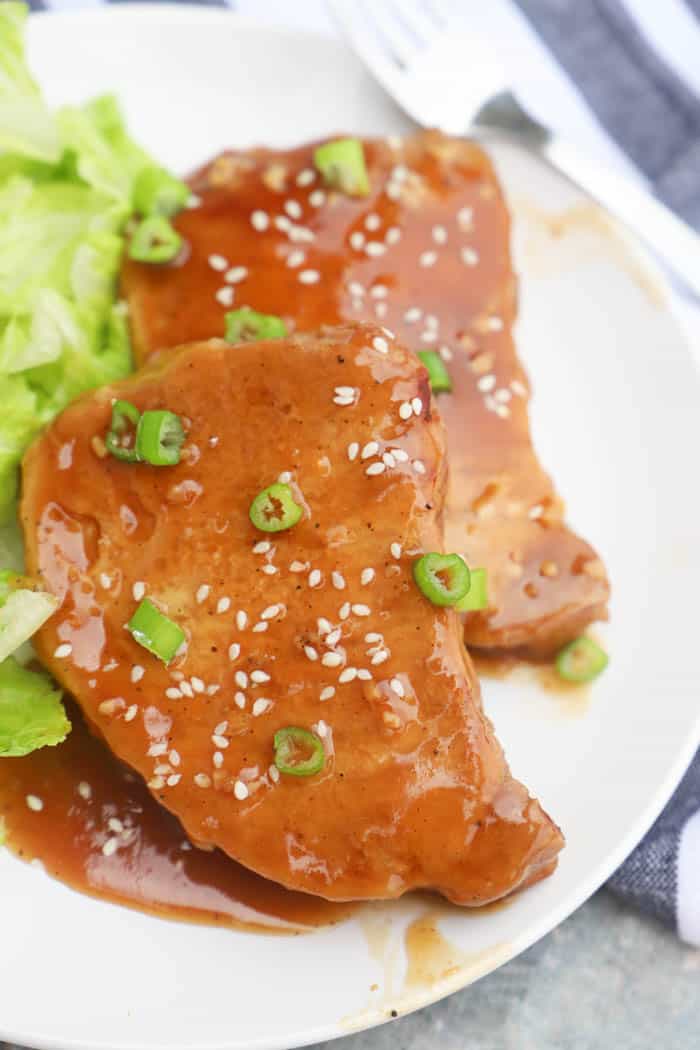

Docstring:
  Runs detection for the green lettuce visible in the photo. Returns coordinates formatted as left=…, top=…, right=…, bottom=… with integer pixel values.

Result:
left=0, top=657, right=69, bottom=757
left=0, top=3, right=60, bottom=163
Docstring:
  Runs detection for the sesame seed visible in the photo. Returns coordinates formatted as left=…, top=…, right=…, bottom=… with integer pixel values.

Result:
left=234, top=780, right=249, bottom=800
left=358, top=669, right=373, bottom=680
left=274, top=215, right=291, bottom=232
left=269, top=764, right=281, bottom=783
left=404, top=307, right=422, bottom=323
left=309, top=189, right=326, bottom=207
left=235, top=670, right=248, bottom=689
left=228, top=643, right=241, bottom=662
left=194, top=773, right=211, bottom=788
left=225, top=266, right=248, bottom=284
left=365, top=241, right=386, bottom=257
left=391, top=543, right=402, bottom=559
left=334, top=395, right=355, bottom=406
left=457, top=206, right=473, bottom=229
left=253, top=540, right=271, bottom=554
left=191, top=676, right=205, bottom=694
left=495, top=388, right=512, bottom=404
left=316, top=719, right=329, bottom=738
left=420, top=329, right=438, bottom=343
left=425, top=314, right=439, bottom=329
left=180, top=681, right=194, bottom=698
left=348, top=441, right=360, bottom=461
left=325, top=628, right=341, bottom=647
left=420, top=250, right=438, bottom=267
left=371, top=650, right=389, bottom=665
left=214, top=721, right=228, bottom=736
left=236, top=610, right=248, bottom=630
left=365, top=213, right=381, bottom=231
left=362, top=441, right=379, bottom=460
left=108, top=818, right=124, bottom=834
left=352, top=604, right=371, bottom=617
left=335, top=385, right=356, bottom=398
left=370, top=284, right=388, bottom=299
left=350, top=231, right=365, bottom=250
left=399, top=402, right=413, bottom=420
left=392, top=448, right=409, bottom=462
left=488, top=316, right=504, bottom=331
left=411, top=397, right=423, bottom=415
left=251, top=670, right=270, bottom=684
left=290, top=560, right=308, bottom=573
left=386, top=182, right=401, bottom=200
left=207, top=684, right=220, bottom=696
left=511, top=379, right=527, bottom=397
left=208, top=254, right=228, bottom=271
left=167, top=774, right=181, bottom=787
left=196, top=584, right=210, bottom=604
left=125, top=704, right=138, bottom=722
left=251, top=210, right=269, bottom=231
left=477, top=375, right=496, bottom=392
left=390, top=678, right=405, bottom=697
left=26, top=794, right=43, bottom=812
left=322, top=652, right=343, bottom=668
left=148, top=776, right=165, bottom=790
left=286, top=249, right=306, bottom=268
left=285, top=199, right=302, bottom=219
left=213, top=752, right=224, bottom=769
left=365, top=632, right=382, bottom=643
left=132, top=581, right=146, bottom=601
left=212, top=734, right=229, bottom=749
left=317, top=617, right=332, bottom=635
left=217, top=596, right=231, bottom=614
left=253, top=698, right=273, bottom=717
left=382, top=325, right=395, bottom=338
left=102, top=838, right=119, bottom=857
left=374, top=302, right=388, bottom=319
left=299, top=269, right=320, bottom=285
left=339, top=602, right=351, bottom=621
left=432, top=224, right=447, bottom=244
left=338, top=667, right=357, bottom=684
left=385, top=226, right=401, bottom=245
left=304, top=645, right=318, bottom=661
left=413, top=460, right=426, bottom=474
left=439, top=345, right=453, bottom=361
left=383, top=452, right=396, bottom=468
left=78, top=781, right=92, bottom=800
left=372, top=336, right=389, bottom=354
left=296, top=168, right=315, bottom=186
left=308, top=569, right=322, bottom=588
left=366, top=462, right=385, bottom=476
left=130, top=665, right=144, bottom=684
left=461, top=247, right=479, bottom=266
left=148, top=743, right=168, bottom=757
left=252, top=621, right=269, bottom=632
left=53, top=642, right=73, bottom=659
left=332, top=571, right=346, bottom=590
left=99, top=573, right=112, bottom=589
left=165, top=687, right=182, bottom=700
left=261, top=604, right=281, bottom=620
left=361, top=568, right=375, bottom=586
left=215, top=286, right=235, bottom=307
left=235, top=692, right=246, bottom=708
left=320, top=686, right=336, bottom=702
left=262, top=564, right=278, bottom=576
left=496, top=404, right=510, bottom=419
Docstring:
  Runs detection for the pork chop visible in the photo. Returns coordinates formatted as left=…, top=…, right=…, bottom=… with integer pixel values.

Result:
left=22, top=324, right=563, bottom=904
left=121, top=130, right=609, bottom=656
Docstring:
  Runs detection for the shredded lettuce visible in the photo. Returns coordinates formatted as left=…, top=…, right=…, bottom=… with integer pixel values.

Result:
left=0, top=657, right=69, bottom=757
left=0, top=3, right=60, bottom=163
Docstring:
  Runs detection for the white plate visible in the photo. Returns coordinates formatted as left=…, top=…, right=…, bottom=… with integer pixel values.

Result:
left=3, top=7, right=700, bottom=1049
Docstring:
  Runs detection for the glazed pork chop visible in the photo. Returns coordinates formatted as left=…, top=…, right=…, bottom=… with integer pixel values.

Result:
left=121, top=130, right=609, bottom=656
left=22, top=324, right=563, bottom=904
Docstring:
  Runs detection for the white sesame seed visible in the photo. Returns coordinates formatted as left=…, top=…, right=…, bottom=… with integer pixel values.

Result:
left=496, top=404, right=510, bottom=419
left=196, top=584, right=210, bottom=604
left=365, top=213, right=381, bottom=231
left=383, top=452, right=396, bottom=468
left=252, top=698, right=273, bottom=717
left=361, top=441, right=379, bottom=460
left=390, top=678, right=405, bottom=697
left=251, top=210, right=269, bottom=231
left=251, top=670, right=270, bottom=684
left=261, top=604, right=281, bottom=621
left=432, top=224, right=448, bottom=244
left=420, top=250, right=438, bottom=267
left=289, top=225, right=315, bottom=244
left=234, top=692, right=246, bottom=708
left=320, top=686, right=335, bottom=701
left=285, top=199, right=302, bottom=220
left=477, top=375, right=496, bottom=393
left=488, top=316, right=504, bottom=331
left=186, top=194, right=202, bottom=209
left=374, top=302, right=388, bottom=319
left=347, top=441, right=360, bottom=461
left=215, top=286, right=235, bottom=307
left=392, top=448, right=409, bottom=462
left=425, top=314, right=439, bottom=330
left=225, top=266, right=248, bottom=284
left=228, top=643, right=241, bottom=663
left=214, top=721, right=228, bottom=736
left=366, top=461, right=385, bottom=476
left=296, top=168, right=315, bottom=186
left=335, top=385, right=356, bottom=398
left=148, top=776, right=165, bottom=790
left=124, top=704, right=138, bottom=723
left=404, top=307, right=422, bottom=323
left=191, top=676, right=205, bottom=694
left=461, top=247, right=479, bottom=266
left=236, top=610, right=248, bottom=630
left=339, top=602, right=351, bottom=620
left=253, top=540, right=271, bottom=554
left=207, top=684, right=221, bottom=696
left=99, top=573, right=112, bottom=589
left=391, top=542, right=402, bottom=559
left=386, top=182, right=401, bottom=200
left=361, top=568, right=375, bottom=586
left=413, top=459, right=426, bottom=474
left=304, top=645, right=319, bottom=661
left=195, top=773, right=211, bottom=788
left=411, top=397, right=423, bottom=415
left=298, top=269, right=320, bottom=285
left=399, top=401, right=413, bottom=420
left=278, top=471, right=292, bottom=484
left=322, top=652, right=343, bottom=668
left=213, top=752, right=224, bottom=768
left=269, top=764, right=281, bottom=783
left=108, top=817, right=124, bottom=834
left=332, top=571, right=346, bottom=590
left=349, top=231, right=365, bottom=250
left=148, top=742, right=168, bottom=757
left=495, top=388, right=512, bottom=404
left=165, top=687, right=182, bottom=700
left=370, top=284, right=388, bottom=299
left=352, top=604, right=371, bottom=617
left=365, top=241, right=386, bottom=257
left=235, top=670, right=248, bottom=689
left=316, top=720, right=329, bottom=738
left=339, top=667, right=358, bottom=683
left=371, top=650, right=389, bottom=665
left=130, top=665, right=144, bottom=684
left=102, top=838, right=119, bottom=857
left=132, top=581, right=146, bottom=601
left=290, top=560, right=308, bottom=573
left=382, top=325, right=395, bottom=338
left=286, top=249, right=306, bottom=268
left=385, top=226, right=401, bottom=245
left=457, top=206, right=473, bottom=229
left=317, top=617, right=332, bottom=635
left=212, top=735, right=229, bottom=749
left=357, top=669, right=372, bottom=681
left=511, top=379, right=527, bottom=397
left=334, top=395, right=355, bottom=407
left=252, top=621, right=269, bottom=632
left=180, top=681, right=194, bottom=698
left=309, top=189, right=326, bottom=207
left=262, top=564, right=278, bottom=575
left=208, top=254, right=228, bottom=271
left=234, top=780, right=249, bottom=800
left=274, top=215, right=291, bottom=232
left=372, top=336, right=389, bottom=354
left=26, top=794, right=43, bottom=812
left=365, top=632, right=382, bottom=643
left=53, top=643, right=73, bottom=659
left=439, top=345, right=453, bottom=361
left=421, top=329, right=438, bottom=343
left=217, top=596, right=231, bottom=614
left=78, top=781, right=92, bottom=801
left=167, top=774, right=181, bottom=787
left=325, top=628, right=341, bottom=647
left=308, top=569, right=322, bottom=588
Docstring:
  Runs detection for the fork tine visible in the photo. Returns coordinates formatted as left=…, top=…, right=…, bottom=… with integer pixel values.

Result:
left=327, top=0, right=411, bottom=96
left=386, top=0, right=446, bottom=46
left=361, top=0, right=425, bottom=68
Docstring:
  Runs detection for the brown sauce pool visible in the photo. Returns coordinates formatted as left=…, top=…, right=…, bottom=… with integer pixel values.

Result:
left=0, top=701, right=353, bottom=934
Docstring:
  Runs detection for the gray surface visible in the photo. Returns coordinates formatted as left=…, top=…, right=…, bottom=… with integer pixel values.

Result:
left=2, top=892, right=697, bottom=1050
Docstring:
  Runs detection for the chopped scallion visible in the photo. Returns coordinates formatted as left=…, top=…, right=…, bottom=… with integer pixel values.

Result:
left=413, top=553, right=470, bottom=607
left=418, top=350, right=452, bottom=393
left=127, top=598, right=184, bottom=664
left=313, top=138, right=370, bottom=197
left=224, top=308, right=288, bottom=343
left=249, top=482, right=303, bottom=533
left=555, top=637, right=608, bottom=684
left=136, top=410, right=185, bottom=466
left=133, top=165, right=190, bottom=218
left=129, top=215, right=182, bottom=264
left=455, top=567, right=488, bottom=612
left=105, top=399, right=141, bottom=462
left=274, top=726, right=325, bottom=777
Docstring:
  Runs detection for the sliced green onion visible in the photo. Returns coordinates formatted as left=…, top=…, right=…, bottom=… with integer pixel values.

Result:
left=418, top=350, right=452, bottom=393
left=455, top=567, right=488, bottom=612
left=127, top=598, right=185, bottom=664
left=274, top=726, right=325, bottom=777
left=313, top=138, right=370, bottom=197
left=128, top=215, right=182, bottom=264
left=555, top=637, right=608, bottom=684
left=133, top=165, right=190, bottom=218
left=413, top=553, right=470, bottom=607
left=249, top=483, right=303, bottom=533
left=0, top=573, right=59, bottom=664
left=224, top=308, right=288, bottom=343
left=136, top=410, right=185, bottom=467
left=105, top=399, right=141, bottom=463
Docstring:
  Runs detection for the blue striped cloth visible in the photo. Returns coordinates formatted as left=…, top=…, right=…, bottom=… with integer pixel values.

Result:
left=22, top=0, right=700, bottom=947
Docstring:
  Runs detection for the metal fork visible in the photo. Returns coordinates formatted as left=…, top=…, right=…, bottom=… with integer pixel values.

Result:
left=329, top=0, right=700, bottom=299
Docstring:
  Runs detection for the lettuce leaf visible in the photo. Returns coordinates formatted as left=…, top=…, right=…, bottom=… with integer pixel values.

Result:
left=0, top=657, right=69, bottom=757
left=0, top=4, right=61, bottom=163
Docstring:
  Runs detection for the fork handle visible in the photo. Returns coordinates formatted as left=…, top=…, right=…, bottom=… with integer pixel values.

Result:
left=539, top=135, right=700, bottom=300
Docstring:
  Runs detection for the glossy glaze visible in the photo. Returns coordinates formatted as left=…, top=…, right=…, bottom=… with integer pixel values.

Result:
left=0, top=701, right=351, bottom=932
left=22, top=325, right=563, bottom=905
left=121, top=130, right=609, bottom=655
